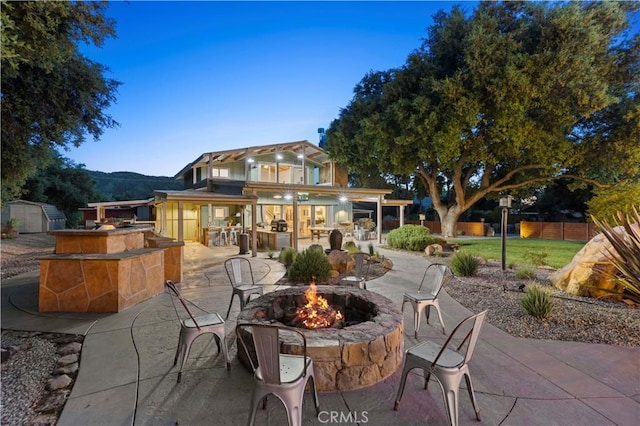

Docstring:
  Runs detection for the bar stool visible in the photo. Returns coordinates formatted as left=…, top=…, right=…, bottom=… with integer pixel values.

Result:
left=230, top=227, right=239, bottom=245
left=219, top=228, right=228, bottom=246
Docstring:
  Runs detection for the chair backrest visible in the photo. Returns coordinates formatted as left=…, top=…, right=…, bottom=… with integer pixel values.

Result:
left=165, top=280, right=201, bottom=330
left=236, top=323, right=308, bottom=385
left=433, top=310, right=488, bottom=368
left=417, top=263, right=451, bottom=296
left=225, top=257, right=255, bottom=288
left=352, top=252, right=370, bottom=279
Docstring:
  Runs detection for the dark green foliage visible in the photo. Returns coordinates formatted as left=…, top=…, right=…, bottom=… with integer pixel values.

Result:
left=278, top=247, right=297, bottom=267
left=1, top=1, right=120, bottom=202
left=325, top=2, right=639, bottom=237
left=367, top=242, right=375, bottom=256
left=523, top=249, right=549, bottom=267
left=450, top=251, right=479, bottom=277
left=386, top=225, right=443, bottom=252
left=22, top=153, right=103, bottom=227
left=287, top=248, right=332, bottom=283
left=515, top=265, right=537, bottom=280
left=87, top=171, right=183, bottom=201
left=521, top=284, right=554, bottom=319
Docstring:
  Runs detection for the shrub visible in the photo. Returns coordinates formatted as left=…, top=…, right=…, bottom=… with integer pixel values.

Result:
left=515, top=265, right=537, bottom=280
left=287, top=248, right=332, bottom=283
left=367, top=242, right=375, bottom=256
left=523, top=248, right=549, bottom=266
left=521, top=284, right=554, bottom=319
left=386, top=225, right=445, bottom=252
left=450, top=251, right=478, bottom=276
left=342, top=240, right=358, bottom=254
left=278, top=247, right=297, bottom=267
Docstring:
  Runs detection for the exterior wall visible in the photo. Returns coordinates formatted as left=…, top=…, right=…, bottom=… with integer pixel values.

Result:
left=520, top=221, right=596, bottom=241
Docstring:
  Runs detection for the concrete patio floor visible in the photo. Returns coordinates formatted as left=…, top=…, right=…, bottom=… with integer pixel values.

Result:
left=2, top=238, right=638, bottom=425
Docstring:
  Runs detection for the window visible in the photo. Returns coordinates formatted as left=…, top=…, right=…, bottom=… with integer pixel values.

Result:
left=211, top=168, right=229, bottom=178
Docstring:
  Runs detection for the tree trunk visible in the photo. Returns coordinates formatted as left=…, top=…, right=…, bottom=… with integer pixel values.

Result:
left=437, top=208, right=462, bottom=238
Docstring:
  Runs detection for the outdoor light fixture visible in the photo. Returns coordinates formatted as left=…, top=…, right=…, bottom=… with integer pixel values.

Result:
left=276, top=154, right=283, bottom=160
left=297, top=153, right=304, bottom=159
left=284, top=193, right=293, bottom=200
left=273, top=194, right=283, bottom=199
left=339, top=196, right=348, bottom=202
left=499, top=195, right=513, bottom=271
left=247, top=158, right=254, bottom=163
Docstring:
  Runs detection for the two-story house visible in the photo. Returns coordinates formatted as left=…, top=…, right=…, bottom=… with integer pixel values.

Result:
left=152, top=140, right=411, bottom=255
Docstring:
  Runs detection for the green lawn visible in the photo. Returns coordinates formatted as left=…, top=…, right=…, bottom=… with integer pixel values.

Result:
left=448, top=238, right=585, bottom=269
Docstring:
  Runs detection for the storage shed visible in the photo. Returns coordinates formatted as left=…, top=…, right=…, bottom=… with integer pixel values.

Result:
left=1, top=200, right=67, bottom=233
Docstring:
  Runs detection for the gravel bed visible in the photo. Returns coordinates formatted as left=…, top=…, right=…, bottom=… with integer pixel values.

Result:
left=444, top=263, right=640, bottom=347
left=1, top=333, right=59, bottom=425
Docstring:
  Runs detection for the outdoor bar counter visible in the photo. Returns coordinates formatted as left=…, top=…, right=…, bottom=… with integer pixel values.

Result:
left=39, top=225, right=166, bottom=313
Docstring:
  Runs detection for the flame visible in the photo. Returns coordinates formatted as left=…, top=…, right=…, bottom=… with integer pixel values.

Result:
left=295, top=279, right=343, bottom=329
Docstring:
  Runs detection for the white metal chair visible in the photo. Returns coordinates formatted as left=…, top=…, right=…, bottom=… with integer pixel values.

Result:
left=340, top=252, right=371, bottom=289
left=394, top=310, right=488, bottom=426
left=236, top=323, right=320, bottom=426
left=165, top=280, right=231, bottom=383
left=401, top=263, right=451, bottom=337
left=224, top=257, right=263, bottom=319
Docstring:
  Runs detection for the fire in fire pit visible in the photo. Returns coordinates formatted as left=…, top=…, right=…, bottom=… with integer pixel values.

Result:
left=290, top=280, right=343, bottom=329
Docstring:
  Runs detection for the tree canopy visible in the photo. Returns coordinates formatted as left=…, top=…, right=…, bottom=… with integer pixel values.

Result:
left=326, top=1, right=640, bottom=236
left=22, top=153, right=104, bottom=227
left=1, top=0, right=120, bottom=203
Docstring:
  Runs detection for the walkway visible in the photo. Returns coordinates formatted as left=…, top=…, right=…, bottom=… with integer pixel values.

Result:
left=1, top=240, right=638, bottom=425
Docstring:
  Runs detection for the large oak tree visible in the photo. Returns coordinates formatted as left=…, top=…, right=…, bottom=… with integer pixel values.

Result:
left=326, top=1, right=639, bottom=237
left=1, top=1, right=120, bottom=203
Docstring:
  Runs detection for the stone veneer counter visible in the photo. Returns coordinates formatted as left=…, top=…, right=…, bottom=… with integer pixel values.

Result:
left=50, top=224, right=154, bottom=255
left=40, top=225, right=165, bottom=313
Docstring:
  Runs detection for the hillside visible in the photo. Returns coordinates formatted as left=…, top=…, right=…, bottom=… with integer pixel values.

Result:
left=88, top=170, right=183, bottom=201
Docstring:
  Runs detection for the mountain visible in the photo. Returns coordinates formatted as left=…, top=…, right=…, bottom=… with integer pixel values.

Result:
left=87, top=171, right=183, bottom=201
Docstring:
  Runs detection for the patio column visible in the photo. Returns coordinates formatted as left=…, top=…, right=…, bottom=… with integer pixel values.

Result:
left=377, top=196, right=383, bottom=244
left=250, top=203, right=257, bottom=257
left=177, top=201, right=184, bottom=242
left=293, top=193, right=299, bottom=251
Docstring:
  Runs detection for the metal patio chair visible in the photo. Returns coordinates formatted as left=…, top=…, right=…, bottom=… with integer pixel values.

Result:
left=394, top=310, right=488, bottom=426
left=340, top=252, right=371, bottom=289
left=224, top=257, right=263, bottom=319
left=401, top=263, right=451, bottom=337
left=236, top=322, right=320, bottom=426
left=165, top=280, right=230, bottom=383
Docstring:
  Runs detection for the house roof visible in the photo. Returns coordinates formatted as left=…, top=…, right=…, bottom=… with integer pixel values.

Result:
left=153, top=189, right=258, bottom=205
left=174, top=140, right=330, bottom=179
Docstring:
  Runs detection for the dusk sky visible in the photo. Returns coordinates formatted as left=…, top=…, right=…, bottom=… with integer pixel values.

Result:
left=67, top=1, right=471, bottom=177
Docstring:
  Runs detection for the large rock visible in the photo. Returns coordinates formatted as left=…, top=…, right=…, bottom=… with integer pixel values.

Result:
left=549, top=224, right=638, bottom=299
left=327, top=250, right=354, bottom=274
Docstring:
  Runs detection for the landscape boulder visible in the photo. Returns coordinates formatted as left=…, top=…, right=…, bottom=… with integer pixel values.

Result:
left=327, top=250, right=354, bottom=275
left=549, top=224, right=638, bottom=299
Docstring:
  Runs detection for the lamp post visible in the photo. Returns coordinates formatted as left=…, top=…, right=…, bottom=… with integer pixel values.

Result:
left=499, top=195, right=512, bottom=271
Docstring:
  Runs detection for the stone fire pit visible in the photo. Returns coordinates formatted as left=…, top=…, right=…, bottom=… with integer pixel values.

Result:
left=236, top=286, right=404, bottom=392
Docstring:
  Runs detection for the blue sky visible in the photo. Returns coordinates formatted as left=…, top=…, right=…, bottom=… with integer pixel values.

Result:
left=68, top=1, right=469, bottom=177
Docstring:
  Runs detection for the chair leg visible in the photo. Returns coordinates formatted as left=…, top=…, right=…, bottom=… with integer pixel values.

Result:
left=226, top=294, right=236, bottom=319
left=433, top=302, right=446, bottom=334
left=413, top=306, right=422, bottom=339
left=393, top=363, right=412, bottom=410
left=464, top=372, right=481, bottom=421
left=217, top=332, right=231, bottom=370
left=308, top=373, right=320, bottom=415
left=178, top=338, right=194, bottom=384
left=247, top=390, right=264, bottom=426
left=436, top=373, right=464, bottom=426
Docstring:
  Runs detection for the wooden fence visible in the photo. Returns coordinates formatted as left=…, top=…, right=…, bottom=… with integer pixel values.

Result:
left=519, top=221, right=596, bottom=241
left=383, top=219, right=596, bottom=241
